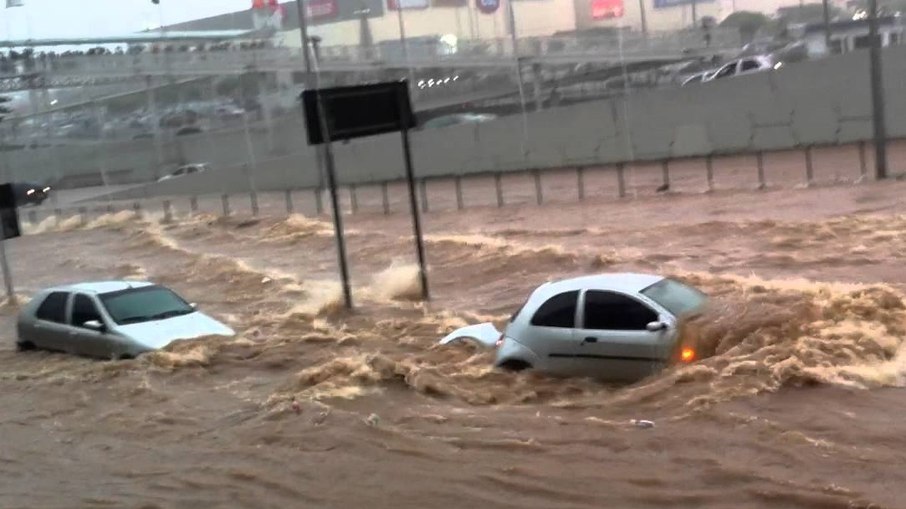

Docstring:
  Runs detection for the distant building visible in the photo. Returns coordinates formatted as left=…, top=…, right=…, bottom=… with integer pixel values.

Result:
left=164, top=0, right=732, bottom=50
left=796, top=16, right=904, bottom=57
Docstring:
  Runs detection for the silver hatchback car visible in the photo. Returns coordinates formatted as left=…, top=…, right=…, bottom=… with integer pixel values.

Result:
left=440, top=273, right=707, bottom=382
left=16, top=281, right=235, bottom=359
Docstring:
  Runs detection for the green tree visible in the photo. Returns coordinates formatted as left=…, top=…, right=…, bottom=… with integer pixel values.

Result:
left=777, top=3, right=842, bottom=24
left=720, top=11, right=771, bottom=44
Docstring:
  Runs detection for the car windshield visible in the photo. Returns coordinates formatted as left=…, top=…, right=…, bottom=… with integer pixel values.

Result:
left=640, top=279, right=707, bottom=318
left=99, top=285, right=195, bottom=325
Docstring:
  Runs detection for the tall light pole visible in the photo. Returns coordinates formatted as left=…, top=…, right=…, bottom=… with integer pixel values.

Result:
left=294, top=0, right=314, bottom=73
left=867, top=0, right=888, bottom=179
left=691, top=0, right=697, bottom=27
left=822, top=0, right=832, bottom=53
left=637, top=0, right=648, bottom=35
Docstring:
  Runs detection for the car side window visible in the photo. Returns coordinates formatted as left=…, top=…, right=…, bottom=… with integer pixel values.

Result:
left=583, top=291, right=657, bottom=331
left=71, top=294, right=102, bottom=328
left=715, top=62, right=736, bottom=79
left=530, top=291, right=579, bottom=328
left=35, top=292, right=68, bottom=323
left=740, top=59, right=760, bottom=72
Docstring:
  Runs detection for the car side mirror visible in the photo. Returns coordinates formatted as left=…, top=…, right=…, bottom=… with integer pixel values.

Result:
left=84, top=320, right=106, bottom=333
left=646, top=321, right=668, bottom=332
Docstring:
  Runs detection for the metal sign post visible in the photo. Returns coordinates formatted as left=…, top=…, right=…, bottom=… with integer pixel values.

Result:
left=301, top=81, right=428, bottom=306
left=867, top=0, right=888, bottom=180
left=0, top=239, right=13, bottom=302
left=397, top=86, right=429, bottom=301
left=0, top=183, right=20, bottom=302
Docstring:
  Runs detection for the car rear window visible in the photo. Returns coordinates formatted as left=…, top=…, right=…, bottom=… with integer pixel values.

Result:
left=530, top=291, right=579, bottom=328
left=35, top=291, right=68, bottom=323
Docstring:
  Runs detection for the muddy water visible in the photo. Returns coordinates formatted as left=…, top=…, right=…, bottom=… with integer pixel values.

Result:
left=3, top=182, right=906, bottom=508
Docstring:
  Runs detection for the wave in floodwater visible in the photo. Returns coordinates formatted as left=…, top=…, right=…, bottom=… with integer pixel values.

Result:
left=14, top=211, right=906, bottom=414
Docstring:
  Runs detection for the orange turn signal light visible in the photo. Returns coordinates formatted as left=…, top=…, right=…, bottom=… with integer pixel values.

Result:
left=680, top=348, right=696, bottom=363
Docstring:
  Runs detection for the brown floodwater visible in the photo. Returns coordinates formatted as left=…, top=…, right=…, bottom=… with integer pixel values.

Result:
left=3, top=180, right=906, bottom=509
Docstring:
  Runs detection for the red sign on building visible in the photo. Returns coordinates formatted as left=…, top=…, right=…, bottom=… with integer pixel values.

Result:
left=306, top=0, right=339, bottom=19
left=387, top=0, right=429, bottom=9
left=591, top=0, right=623, bottom=19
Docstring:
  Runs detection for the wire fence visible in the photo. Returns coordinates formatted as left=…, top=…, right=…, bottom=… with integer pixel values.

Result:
left=16, top=137, right=897, bottom=233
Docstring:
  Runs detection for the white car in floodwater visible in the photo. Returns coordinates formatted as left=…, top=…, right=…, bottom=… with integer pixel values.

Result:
left=439, top=273, right=707, bottom=382
left=16, top=281, right=235, bottom=360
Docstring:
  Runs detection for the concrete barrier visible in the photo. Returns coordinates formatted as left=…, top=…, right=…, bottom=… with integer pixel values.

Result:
left=11, top=45, right=906, bottom=202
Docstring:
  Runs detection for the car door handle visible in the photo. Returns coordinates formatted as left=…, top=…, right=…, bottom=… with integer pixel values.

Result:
left=583, top=337, right=598, bottom=343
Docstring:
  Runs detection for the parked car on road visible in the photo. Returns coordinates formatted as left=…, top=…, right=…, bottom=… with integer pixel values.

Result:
left=421, top=113, right=498, bottom=129
left=157, top=163, right=211, bottom=183
left=11, top=182, right=52, bottom=206
left=16, top=281, right=235, bottom=359
left=439, top=273, right=707, bottom=382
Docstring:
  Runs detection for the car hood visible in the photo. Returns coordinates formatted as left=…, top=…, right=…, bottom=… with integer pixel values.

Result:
left=438, top=322, right=500, bottom=348
left=116, top=312, right=235, bottom=350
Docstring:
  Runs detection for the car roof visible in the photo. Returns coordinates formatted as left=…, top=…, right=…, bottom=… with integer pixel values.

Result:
left=529, top=273, right=664, bottom=303
left=45, top=281, right=155, bottom=295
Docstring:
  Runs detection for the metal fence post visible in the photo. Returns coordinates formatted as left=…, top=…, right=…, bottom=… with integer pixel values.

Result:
left=349, top=184, right=359, bottom=214
left=419, top=178, right=429, bottom=213
left=78, top=207, right=87, bottom=226
left=284, top=189, right=294, bottom=214
left=804, top=146, right=814, bottom=185
left=706, top=155, right=714, bottom=191
left=454, top=175, right=464, bottom=210
left=314, top=188, right=324, bottom=214
left=576, top=166, right=585, bottom=201
left=494, top=173, right=504, bottom=207
left=616, top=163, right=626, bottom=198
left=54, top=208, right=62, bottom=224
left=756, top=152, right=766, bottom=190
left=189, top=196, right=198, bottom=214
left=221, top=194, right=231, bottom=217
left=163, top=200, right=172, bottom=223
left=859, top=141, right=868, bottom=179
left=533, top=169, right=543, bottom=205
left=661, top=160, right=670, bottom=191
left=250, top=192, right=259, bottom=217
left=132, top=202, right=141, bottom=218
left=381, top=181, right=390, bottom=215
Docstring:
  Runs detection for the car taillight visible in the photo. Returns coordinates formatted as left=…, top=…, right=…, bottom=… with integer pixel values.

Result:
left=680, top=347, right=696, bottom=363
left=495, top=334, right=505, bottom=348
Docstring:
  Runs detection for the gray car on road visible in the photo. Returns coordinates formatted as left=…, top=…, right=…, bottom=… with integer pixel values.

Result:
left=16, top=281, right=235, bottom=359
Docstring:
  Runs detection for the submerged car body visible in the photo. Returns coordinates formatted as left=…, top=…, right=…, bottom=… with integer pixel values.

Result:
left=439, top=273, right=707, bottom=382
left=16, top=281, right=235, bottom=359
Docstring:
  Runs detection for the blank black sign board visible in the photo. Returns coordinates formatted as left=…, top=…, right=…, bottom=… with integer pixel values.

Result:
left=0, top=184, right=19, bottom=240
left=302, top=81, right=416, bottom=145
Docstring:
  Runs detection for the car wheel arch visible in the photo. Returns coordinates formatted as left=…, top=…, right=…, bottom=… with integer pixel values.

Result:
left=497, top=358, right=533, bottom=372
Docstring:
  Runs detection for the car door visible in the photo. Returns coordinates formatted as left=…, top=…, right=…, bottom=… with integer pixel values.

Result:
left=572, top=290, right=668, bottom=381
left=68, top=293, right=112, bottom=358
left=31, top=291, right=71, bottom=352
left=737, top=58, right=763, bottom=76
left=523, top=290, right=581, bottom=374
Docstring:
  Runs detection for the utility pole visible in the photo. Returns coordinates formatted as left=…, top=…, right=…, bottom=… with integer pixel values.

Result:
left=822, top=0, right=833, bottom=53
left=691, top=0, right=697, bottom=27
left=868, top=0, right=888, bottom=179
left=294, top=0, right=313, bottom=73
